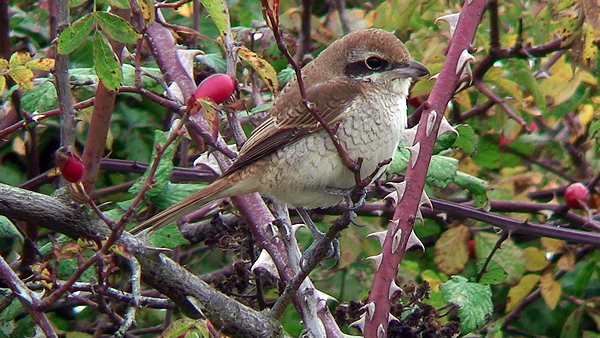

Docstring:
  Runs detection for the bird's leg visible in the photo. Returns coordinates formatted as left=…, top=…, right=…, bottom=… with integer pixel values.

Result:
left=297, top=208, right=340, bottom=264
left=324, top=186, right=367, bottom=210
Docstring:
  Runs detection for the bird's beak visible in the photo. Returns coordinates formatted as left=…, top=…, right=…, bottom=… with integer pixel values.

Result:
left=395, top=59, right=430, bottom=79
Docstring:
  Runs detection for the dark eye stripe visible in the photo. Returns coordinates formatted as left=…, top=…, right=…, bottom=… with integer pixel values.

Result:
left=345, top=58, right=390, bottom=77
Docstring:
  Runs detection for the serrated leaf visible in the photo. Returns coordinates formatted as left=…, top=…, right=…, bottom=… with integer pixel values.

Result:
left=93, top=31, right=122, bottom=91
left=506, top=274, right=540, bottom=312
left=57, top=14, right=94, bottom=54
left=9, top=51, right=31, bottom=67
left=95, top=12, right=140, bottom=44
left=24, top=57, right=55, bottom=71
left=434, top=225, right=470, bottom=274
left=21, top=80, right=57, bottom=112
left=441, top=276, right=493, bottom=333
left=237, top=46, right=278, bottom=93
left=0, top=75, right=5, bottom=93
left=148, top=223, right=189, bottom=248
left=0, top=58, right=8, bottom=69
left=557, top=250, right=575, bottom=271
left=540, top=272, right=561, bottom=310
left=524, top=247, right=550, bottom=271
left=9, top=66, right=34, bottom=90
left=200, top=0, right=231, bottom=37
left=105, top=0, right=131, bottom=9
left=476, top=259, right=507, bottom=285
left=137, top=0, right=155, bottom=23
left=474, top=232, right=526, bottom=284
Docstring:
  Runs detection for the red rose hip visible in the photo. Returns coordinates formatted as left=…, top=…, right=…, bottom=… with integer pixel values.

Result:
left=564, top=182, right=590, bottom=209
left=194, top=74, right=236, bottom=104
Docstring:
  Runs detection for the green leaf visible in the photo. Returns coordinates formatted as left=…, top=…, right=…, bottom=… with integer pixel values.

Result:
left=371, top=0, right=418, bottom=32
left=21, top=79, right=57, bottom=113
left=200, top=0, right=231, bottom=37
left=68, top=0, right=89, bottom=7
left=471, top=137, right=520, bottom=169
left=0, top=216, right=23, bottom=243
left=105, top=0, right=131, bottom=9
left=129, top=130, right=177, bottom=202
left=476, top=259, right=507, bottom=285
left=95, top=12, right=140, bottom=44
left=454, top=124, right=476, bottom=154
left=441, top=276, right=493, bottom=333
left=148, top=223, right=189, bottom=249
left=57, top=14, right=94, bottom=54
left=561, top=305, right=584, bottom=338
left=93, top=31, right=122, bottom=91
left=454, top=172, right=488, bottom=197
left=474, top=232, right=526, bottom=284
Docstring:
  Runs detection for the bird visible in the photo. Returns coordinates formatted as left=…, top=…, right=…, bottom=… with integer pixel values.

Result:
left=132, top=28, right=429, bottom=238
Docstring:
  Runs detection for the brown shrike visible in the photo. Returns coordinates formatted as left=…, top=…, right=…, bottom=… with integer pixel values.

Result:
left=134, top=28, right=429, bottom=234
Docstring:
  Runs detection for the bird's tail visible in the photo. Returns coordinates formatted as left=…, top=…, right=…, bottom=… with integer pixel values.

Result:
left=130, top=177, right=235, bottom=235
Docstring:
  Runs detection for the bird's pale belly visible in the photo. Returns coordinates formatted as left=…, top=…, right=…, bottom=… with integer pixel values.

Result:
left=253, top=96, right=407, bottom=208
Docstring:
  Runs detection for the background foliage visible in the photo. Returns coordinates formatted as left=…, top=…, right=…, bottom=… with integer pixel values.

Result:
left=0, top=0, right=599, bottom=337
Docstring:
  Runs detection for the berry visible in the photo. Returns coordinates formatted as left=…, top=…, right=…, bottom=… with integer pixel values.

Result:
left=468, top=239, right=476, bottom=259
left=57, top=151, right=85, bottom=183
left=564, top=182, right=590, bottom=209
left=194, top=74, right=236, bottom=104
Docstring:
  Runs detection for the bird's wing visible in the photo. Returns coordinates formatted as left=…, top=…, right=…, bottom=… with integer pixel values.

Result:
left=225, top=79, right=364, bottom=174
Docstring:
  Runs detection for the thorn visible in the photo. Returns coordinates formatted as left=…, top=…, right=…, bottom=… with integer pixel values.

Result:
left=408, top=231, right=425, bottom=251
left=438, top=117, right=458, bottom=137
left=367, top=230, right=388, bottom=247
left=392, top=229, right=403, bottom=254
left=377, top=324, right=385, bottom=338
left=389, top=313, right=400, bottom=324
left=389, top=280, right=403, bottom=299
left=435, top=13, right=461, bottom=37
left=426, top=110, right=437, bottom=137
left=362, top=302, right=376, bottom=321
left=406, top=142, right=421, bottom=168
left=251, top=250, right=280, bottom=280
left=367, top=253, right=383, bottom=270
left=316, top=289, right=338, bottom=303
left=384, top=182, right=406, bottom=206
left=350, top=314, right=366, bottom=331
left=420, top=190, right=433, bottom=210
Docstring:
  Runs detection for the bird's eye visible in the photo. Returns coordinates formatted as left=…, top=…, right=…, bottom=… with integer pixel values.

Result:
left=365, top=56, right=383, bottom=70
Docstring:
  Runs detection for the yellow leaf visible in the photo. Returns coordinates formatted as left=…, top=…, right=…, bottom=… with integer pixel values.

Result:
left=540, top=272, right=561, bottom=310
left=9, top=66, right=34, bottom=90
left=25, top=57, right=56, bottom=71
left=0, top=75, right=5, bottom=93
left=539, top=55, right=582, bottom=107
left=524, top=247, right=550, bottom=271
left=506, top=274, right=540, bottom=312
left=541, top=237, right=565, bottom=253
left=0, top=58, right=8, bottom=70
left=176, top=2, right=193, bottom=17
left=434, top=224, right=470, bottom=274
left=9, top=51, right=31, bottom=67
left=12, top=136, right=27, bottom=156
left=557, top=250, right=575, bottom=271
left=582, top=24, right=597, bottom=69
left=237, top=46, right=278, bottom=93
